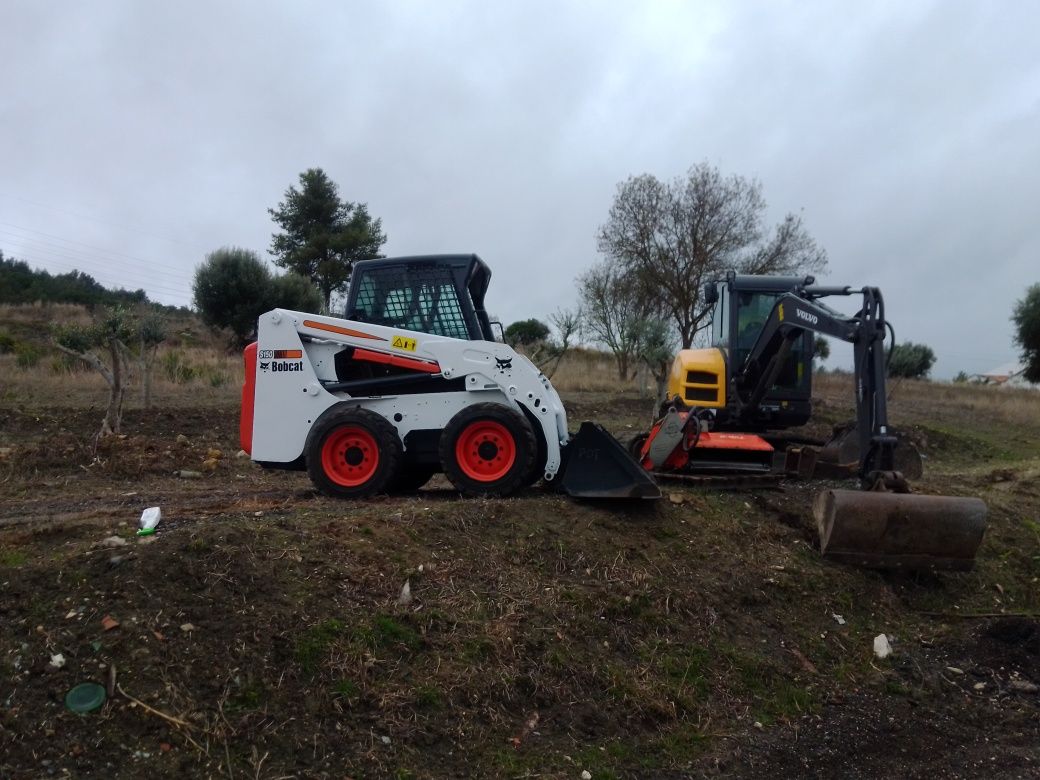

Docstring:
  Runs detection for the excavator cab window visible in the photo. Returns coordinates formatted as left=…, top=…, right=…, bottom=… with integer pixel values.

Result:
left=711, top=284, right=729, bottom=347
left=733, top=290, right=809, bottom=393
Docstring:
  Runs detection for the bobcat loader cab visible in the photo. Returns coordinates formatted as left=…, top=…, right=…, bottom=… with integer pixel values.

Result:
left=241, top=254, right=658, bottom=500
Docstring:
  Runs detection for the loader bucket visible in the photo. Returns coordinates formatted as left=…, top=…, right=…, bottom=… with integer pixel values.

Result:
left=814, top=489, right=987, bottom=571
left=558, top=421, right=661, bottom=499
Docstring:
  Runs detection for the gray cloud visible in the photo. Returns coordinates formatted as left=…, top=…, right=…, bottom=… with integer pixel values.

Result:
left=1, top=1, right=1037, bottom=376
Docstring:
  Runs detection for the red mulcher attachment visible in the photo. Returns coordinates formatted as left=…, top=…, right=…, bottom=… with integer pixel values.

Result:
left=637, top=407, right=774, bottom=474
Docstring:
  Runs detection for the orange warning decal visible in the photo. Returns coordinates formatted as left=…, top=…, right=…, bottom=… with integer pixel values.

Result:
left=303, top=320, right=386, bottom=341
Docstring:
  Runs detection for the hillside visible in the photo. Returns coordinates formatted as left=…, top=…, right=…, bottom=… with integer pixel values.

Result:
left=0, top=308, right=1038, bottom=779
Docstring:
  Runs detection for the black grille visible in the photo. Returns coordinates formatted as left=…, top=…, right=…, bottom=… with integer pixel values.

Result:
left=686, top=370, right=717, bottom=385
left=685, top=387, right=718, bottom=403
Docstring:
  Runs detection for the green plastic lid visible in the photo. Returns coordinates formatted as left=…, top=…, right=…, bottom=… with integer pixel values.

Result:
left=65, top=682, right=106, bottom=713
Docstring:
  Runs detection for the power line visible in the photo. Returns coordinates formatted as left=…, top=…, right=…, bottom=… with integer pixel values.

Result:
left=1, top=241, right=192, bottom=294
left=7, top=251, right=192, bottom=302
left=0, top=229, right=193, bottom=285
left=0, top=192, right=211, bottom=253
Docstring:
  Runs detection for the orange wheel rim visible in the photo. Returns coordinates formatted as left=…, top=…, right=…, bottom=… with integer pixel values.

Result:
left=321, top=427, right=379, bottom=487
left=455, top=420, right=516, bottom=482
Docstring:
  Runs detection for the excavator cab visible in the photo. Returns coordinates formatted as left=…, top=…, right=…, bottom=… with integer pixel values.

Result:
left=707, top=274, right=815, bottom=430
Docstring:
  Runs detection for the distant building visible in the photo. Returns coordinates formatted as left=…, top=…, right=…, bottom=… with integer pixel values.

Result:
left=976, top=362, right=1038, bottom=389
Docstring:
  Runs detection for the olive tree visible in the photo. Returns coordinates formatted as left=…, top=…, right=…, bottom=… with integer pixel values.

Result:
left=52, top=307, right=161, bottom=437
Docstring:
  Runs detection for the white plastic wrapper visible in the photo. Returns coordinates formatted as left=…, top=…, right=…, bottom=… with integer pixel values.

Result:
left=138, top=506, right=162, bottom=535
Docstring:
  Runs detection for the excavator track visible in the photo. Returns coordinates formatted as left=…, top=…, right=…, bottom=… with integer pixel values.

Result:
left=651, top=471, right=783, bottom=490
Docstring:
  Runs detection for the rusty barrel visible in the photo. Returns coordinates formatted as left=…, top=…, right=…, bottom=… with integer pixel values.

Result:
left=814, top=490, right=987, bottom=571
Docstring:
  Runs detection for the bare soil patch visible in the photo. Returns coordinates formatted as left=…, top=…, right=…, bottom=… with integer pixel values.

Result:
left=2, top=383, right=1039, bottom=778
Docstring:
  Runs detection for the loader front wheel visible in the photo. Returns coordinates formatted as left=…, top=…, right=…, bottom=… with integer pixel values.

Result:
left=440, top=404, right=536, bottom=496
left=306, top=406, right=402, bottom=498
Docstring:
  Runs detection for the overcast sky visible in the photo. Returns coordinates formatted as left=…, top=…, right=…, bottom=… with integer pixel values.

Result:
left=1, top=1, right=1037, bottom=377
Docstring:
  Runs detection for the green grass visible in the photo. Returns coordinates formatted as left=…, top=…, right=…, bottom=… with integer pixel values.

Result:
left=294, top=618, right=346, bottom=675
left=413, top=684, right=443, bottom=709
left=332, top=678, right=360, bottom=698
left=228, top=681, right=267, bottom=712
left=0, top=549, right=28, bottom=567
left=659, top=644, right=712, bottom=697
left=354, top=614, right=422, bottom=652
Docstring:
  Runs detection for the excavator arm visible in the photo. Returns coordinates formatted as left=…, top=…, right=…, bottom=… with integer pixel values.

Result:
left=735, top=285, right=896, bottom=486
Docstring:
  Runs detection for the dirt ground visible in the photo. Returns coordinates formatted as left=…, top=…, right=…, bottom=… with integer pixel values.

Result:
left=1, top=378, right=1039, bottom=779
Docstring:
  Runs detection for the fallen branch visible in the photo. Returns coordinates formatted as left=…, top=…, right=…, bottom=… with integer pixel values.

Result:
left=118, top=683, right=209, bottom=754
left=117, top=683, right=195, bottom=729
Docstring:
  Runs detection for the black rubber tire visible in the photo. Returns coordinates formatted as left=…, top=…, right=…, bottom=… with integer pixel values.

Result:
left=439, top=403, right=537, bottom=497
left=626, top=433, right=649, bottom=461
left=305, top=405, right=402, bottom=498
left=523, top=415, right=549, bottom=487
left=388, top=464, right=438, bottom=493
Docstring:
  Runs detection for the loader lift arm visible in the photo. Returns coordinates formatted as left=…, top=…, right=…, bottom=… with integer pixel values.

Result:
left=734, top=285, right=896, bottom=487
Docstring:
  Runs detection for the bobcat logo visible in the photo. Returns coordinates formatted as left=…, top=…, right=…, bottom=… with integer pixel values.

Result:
left=495, top=357, right=512, bottom=371
left=259, top=362, right=270, bottom=371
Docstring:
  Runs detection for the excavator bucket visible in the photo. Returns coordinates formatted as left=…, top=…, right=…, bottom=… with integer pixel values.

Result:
left=818, top=424, right=924, bottom=480
left=814, top=489, right=987, bottom=571
left=558, top=421, right=661, bottom=499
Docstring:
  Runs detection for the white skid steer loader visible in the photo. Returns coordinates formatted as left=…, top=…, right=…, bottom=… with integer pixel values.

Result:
left=241, top=254, right=660, bottom=499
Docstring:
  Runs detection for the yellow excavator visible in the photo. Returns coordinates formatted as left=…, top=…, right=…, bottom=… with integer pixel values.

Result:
left=631, top=271, right=987, bottom=570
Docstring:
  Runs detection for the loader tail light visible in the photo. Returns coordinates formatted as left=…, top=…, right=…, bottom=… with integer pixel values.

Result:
left=240, top=342, right=257, bottom=455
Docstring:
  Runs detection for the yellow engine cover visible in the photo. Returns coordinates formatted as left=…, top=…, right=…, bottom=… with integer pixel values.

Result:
left=666, top=348, right=727, bottom=408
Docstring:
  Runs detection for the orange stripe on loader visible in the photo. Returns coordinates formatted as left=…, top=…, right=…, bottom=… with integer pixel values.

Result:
left=303, top=319, right=386, bottom=341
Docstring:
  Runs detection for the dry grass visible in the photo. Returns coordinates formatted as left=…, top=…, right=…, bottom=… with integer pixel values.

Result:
left=544, top=348, right=639, bottom=393
left=0, top=301, right=95, bottom=328
left=0, top=345, right=243, bottom=410
left=816, top=371, right=1040, bottom=430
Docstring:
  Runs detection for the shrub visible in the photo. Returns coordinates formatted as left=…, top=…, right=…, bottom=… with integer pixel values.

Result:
left=15, top=343, right=41, bottom=369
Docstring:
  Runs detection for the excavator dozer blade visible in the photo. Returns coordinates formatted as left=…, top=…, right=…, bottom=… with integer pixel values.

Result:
left=558, top=421, right=661, bottom=499
left=814, top=489, right=987, bottom=571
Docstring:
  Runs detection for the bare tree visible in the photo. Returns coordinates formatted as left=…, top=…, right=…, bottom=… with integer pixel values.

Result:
left=597, top=162, right=827, bottom=348
left=137, top=311, right=167, bottom=410
left=577, top=257, right=649, bottom=380
left=524, top=307, right=581, bottom=379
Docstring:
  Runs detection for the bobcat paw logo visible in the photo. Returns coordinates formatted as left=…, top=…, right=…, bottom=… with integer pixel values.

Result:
left=259, top=362, right=270, bottom=371
left=495, top=357, right=513, bottom=371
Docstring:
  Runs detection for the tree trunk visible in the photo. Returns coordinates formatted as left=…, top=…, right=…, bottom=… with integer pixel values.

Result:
left=139, top=333, right=153, bottom=410
left=616, top=353, right=629, bottom=381
left=102, top=337, right=127, bottom=436
left=142, top=357, right=152, bottom=410
left=653, top=361, right=670, bottom=404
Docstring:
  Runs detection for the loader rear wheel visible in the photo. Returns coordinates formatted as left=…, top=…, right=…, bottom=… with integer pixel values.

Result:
left=440, top=403, right=536, bottom=496
left=306, top=406, right=402, bottom=498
